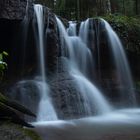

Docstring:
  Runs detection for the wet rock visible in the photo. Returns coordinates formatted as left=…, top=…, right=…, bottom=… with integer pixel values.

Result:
left=45, top=9, right=59, bottom=73
left=49, top=57, right=90, bottom=120
left=7, top=80, right=40, bottom=122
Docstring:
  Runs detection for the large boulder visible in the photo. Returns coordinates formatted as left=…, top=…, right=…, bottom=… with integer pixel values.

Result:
left=49, top=57, right=93, bottom=120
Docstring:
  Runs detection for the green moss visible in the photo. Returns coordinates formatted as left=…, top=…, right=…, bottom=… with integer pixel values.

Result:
left=23, top=129, right=42, bottom=140
left=103, top=15, right=140, bottom=27
left=0, top=122, right=41, bottom=140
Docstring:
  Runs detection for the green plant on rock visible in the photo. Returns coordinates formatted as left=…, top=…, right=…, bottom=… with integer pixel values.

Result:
left=0, top=51, right=8, bottom=78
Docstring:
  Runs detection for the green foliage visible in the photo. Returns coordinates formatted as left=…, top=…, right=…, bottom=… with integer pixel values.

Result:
left=103, top=15, right=140, bottom=53
left=103, top=15, right=140, bottom=27
left=0, top=51, right=8, bottom=78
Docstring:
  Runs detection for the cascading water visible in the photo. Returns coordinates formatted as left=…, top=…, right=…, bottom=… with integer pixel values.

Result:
left=34, top=4, right=57, bottom=121
left=67, top=21, right=77, bottom=36
left=33, top=17, right=140, bottom=140
left=79, top=19, right=90, bottom=44
left=56, top=17, right=112, bottom=116
left=101, top=19, right=136, bottom=106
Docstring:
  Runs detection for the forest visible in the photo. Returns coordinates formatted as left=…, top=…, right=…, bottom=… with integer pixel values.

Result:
left=35, top=0, right=140, bottom=20
left=0, top=0, right=140, bottom=140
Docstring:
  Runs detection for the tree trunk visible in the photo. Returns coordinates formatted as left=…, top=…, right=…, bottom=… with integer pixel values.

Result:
left=135, top=0, right=138, bottom=15
left=77, top=0, right=80, bottom=21
left=105, top=0, right=111, bottom=14
left=96, top=0, right=111, bottom=15
left=122, top=0, right=126, bottom=15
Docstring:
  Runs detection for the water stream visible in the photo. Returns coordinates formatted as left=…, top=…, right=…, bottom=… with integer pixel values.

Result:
left=34, top=4, right=57, bottom=121
left=33, top=108, right=140, bottom=140
left=56, top=17, right=112, bottom=116
left=8, top=4, right=140, bottom=139
left=101, top=19, right=136, bottom=106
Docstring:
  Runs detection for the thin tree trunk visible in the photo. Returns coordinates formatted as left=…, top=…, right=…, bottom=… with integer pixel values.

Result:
left=105, top=0, right=111, bottom=14
left=122, top=0, right=125, bottom=15
left=96, top=0, right=111, bottom=15
left=77, top=0, right=80, bottom=21
left=135, top=0, right=138, bottom=15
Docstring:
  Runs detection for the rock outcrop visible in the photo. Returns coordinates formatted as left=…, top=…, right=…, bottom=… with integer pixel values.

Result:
left=0, top=0, right=33, bottom=20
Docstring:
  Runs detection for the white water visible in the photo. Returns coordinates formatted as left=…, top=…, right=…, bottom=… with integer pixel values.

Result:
left=34, top=4, right=57, bottom=121
left=56, top=17, right=111, bottom=115
left=35, top=81, right=57, bottom=121
left=79, top=19, right=90, bottom=44
left=24, top=14, right=140, bottom=140
left=71, top=70, right=112, bottom=114
left=33, top=109, right=140, bottom=140
left=101, top=19, right=136, bottom=106
left=34, top=4, right=46, bottom=80
left=67, top=21, right=77, bottom=36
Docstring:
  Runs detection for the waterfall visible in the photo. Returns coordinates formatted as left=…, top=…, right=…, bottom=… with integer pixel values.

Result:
left=34, top=4, right=45, bottom=80
left=67, top=21, right=77, bottom=36
left=56, top=17, right=112, bottom=116
left=7, top=3, right=138, bottom=122
left=34, top=4, right=57, bottom=121
left=79, top=19, right=90, bottom=44
left=101, top=19, right=136, bottom=106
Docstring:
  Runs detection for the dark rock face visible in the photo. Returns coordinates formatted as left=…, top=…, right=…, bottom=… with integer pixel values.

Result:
left=0, top=0, right=33, bottom=20
left=45, top=9, right=59, bottom=73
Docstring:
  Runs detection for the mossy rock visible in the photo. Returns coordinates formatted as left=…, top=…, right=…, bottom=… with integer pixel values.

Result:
left=0, top=92, right=36, bottom=127
left=0, top=122, right=41, bottom=140
left=0, top=92, right=36, bottom=117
